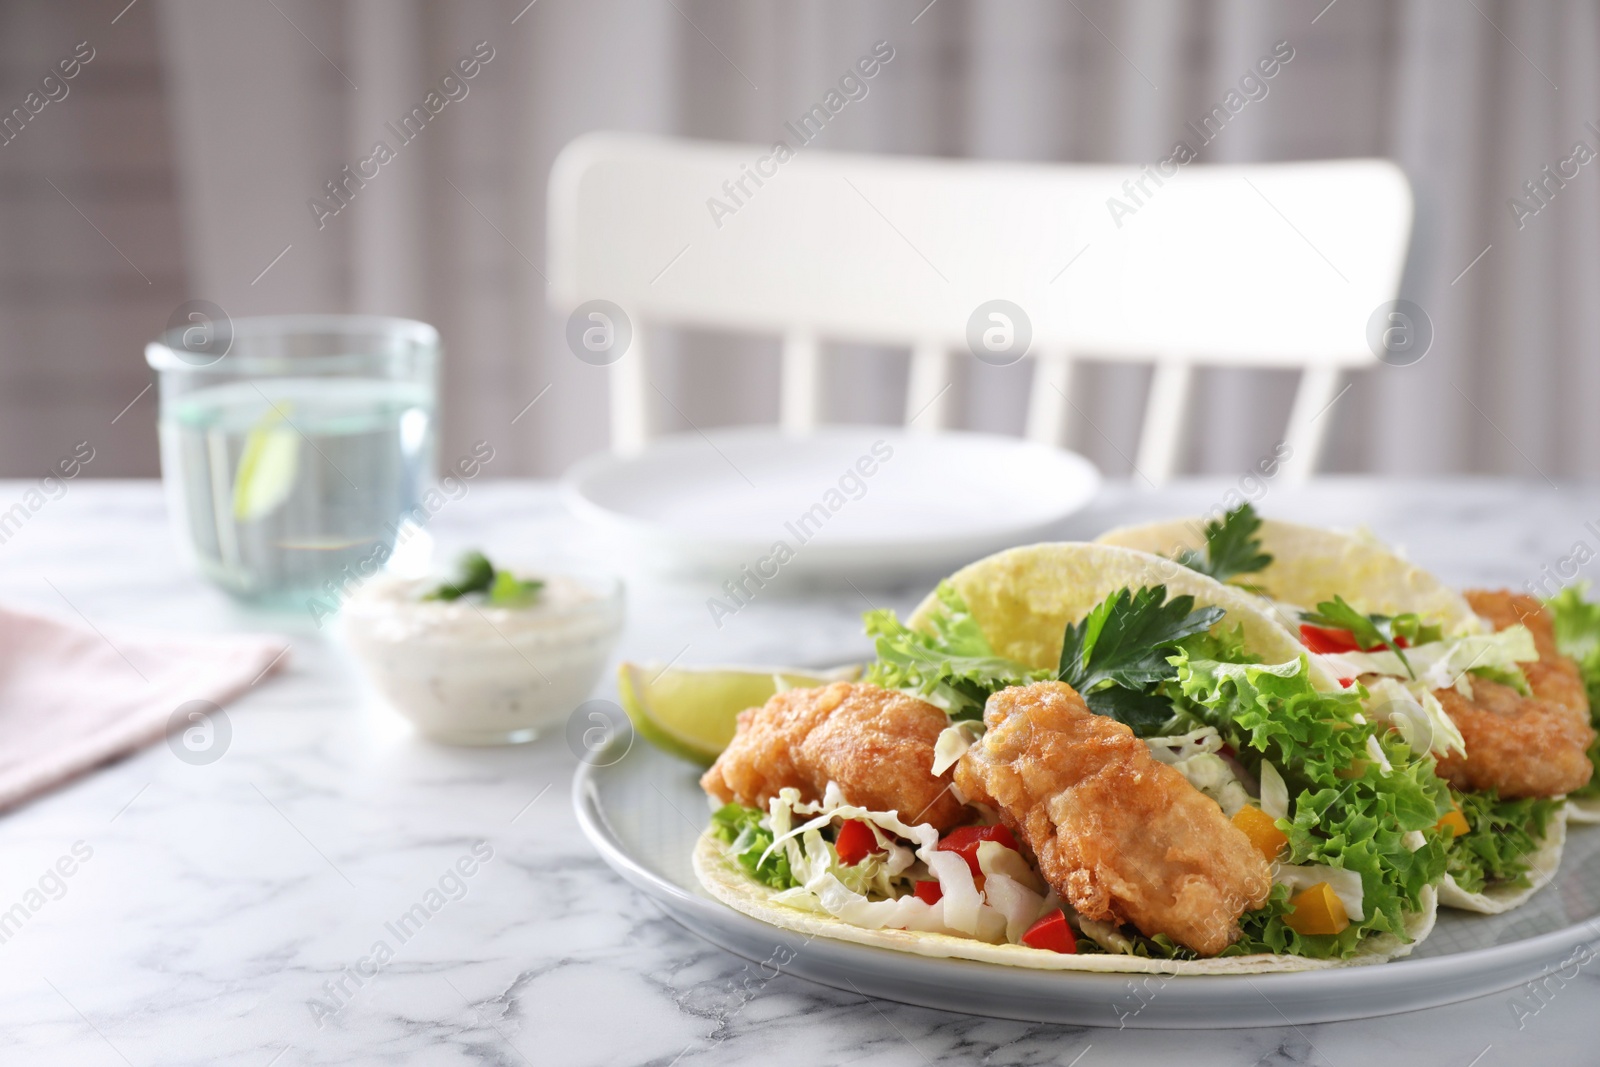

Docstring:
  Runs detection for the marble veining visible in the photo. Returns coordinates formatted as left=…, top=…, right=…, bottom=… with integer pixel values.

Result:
left=0, top=477, right=1595, bottom=1065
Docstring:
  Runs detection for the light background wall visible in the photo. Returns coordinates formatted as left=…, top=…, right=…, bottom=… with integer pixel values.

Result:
left=0, top=0, right=1594, bottom=484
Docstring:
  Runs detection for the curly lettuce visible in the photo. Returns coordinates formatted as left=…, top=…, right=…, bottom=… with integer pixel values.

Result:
left=1445, top=789, right=1561, bottom=894
left=1169, top=654, right=1451, bottom=960
left=864, top=582, right=1048, bottom=720
left=1546, top=584, right=1600, bottom=799
left=710, top=803, right=797, bottom=889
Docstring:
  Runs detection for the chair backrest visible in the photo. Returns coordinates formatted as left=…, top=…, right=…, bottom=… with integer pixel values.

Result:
left=548, top=133, right=1411, bottom=484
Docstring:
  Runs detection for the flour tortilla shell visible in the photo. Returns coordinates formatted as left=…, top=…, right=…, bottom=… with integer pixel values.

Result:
left=696, top=542, right=1438, bottom=971
left=1567, top=798, right=1600, bottom=824
left=694, top=833, right=1437, bottom=974
left=1438, top=803, right=1568, bottom=913
left=1099, top=518, right=1584, bottom=900
left=1094, top=517, right=1484, bottom=636
left=905, top=542, right=1342, bottom=691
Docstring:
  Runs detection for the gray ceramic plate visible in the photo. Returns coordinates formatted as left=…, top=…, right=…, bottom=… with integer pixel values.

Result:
left=574, top=740, right=1600, bottom=1028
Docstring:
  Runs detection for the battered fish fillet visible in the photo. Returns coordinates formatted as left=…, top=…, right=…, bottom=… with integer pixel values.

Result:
left=700, top=682, right=967, bottom=831
left=1433, top=590, right=1595, bottom=798
left=955, top=681, right=1271, bottom=957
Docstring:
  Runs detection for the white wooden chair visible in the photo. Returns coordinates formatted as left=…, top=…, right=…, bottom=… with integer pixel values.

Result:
left=547, top=133, right=1411, bottom=484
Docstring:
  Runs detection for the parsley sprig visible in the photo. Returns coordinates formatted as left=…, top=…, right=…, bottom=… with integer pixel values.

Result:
left=1176, top=503, right=1273, bottom=585
left=1300, top=595, right=1432, bottom=678
left=1058, top=585, right=1224, bottom=735
left=424, top=549, right=544, bottom=606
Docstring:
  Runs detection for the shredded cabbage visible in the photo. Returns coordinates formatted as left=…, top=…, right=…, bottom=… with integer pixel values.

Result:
left=982, top=873, right=1046, bottom=943
left=1315, top=627, right=1537, bottom=698
left=931, top=721, right=981, bottom=776
left=1363, top=677, right=1466, bottom=759
left=739, top=785, right=1042, bottom=945
left=977, top=839, right=1045, bottom=893
left=1258, top=759, right=1288, bottom=819
left=1145, top=727, right=1253, bottom=816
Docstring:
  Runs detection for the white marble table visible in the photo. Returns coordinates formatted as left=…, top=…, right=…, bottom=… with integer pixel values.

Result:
left=0, top=477, right=1596, bottom=1066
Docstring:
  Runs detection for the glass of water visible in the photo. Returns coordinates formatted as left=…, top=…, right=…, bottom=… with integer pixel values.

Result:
left=146, top=315, right=439, bottom=607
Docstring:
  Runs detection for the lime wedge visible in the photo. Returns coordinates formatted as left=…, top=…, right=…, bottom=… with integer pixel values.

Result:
left=617, top=662, right=861, bottom=766
left=232, top=403, right=300, bottom=522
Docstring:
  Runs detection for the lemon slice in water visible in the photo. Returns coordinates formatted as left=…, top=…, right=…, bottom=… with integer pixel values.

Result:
left=232, top=403, right=301, bottom=522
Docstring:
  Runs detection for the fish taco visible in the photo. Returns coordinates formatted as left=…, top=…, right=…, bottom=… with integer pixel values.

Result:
left=1098, top=507, right=1590, bottom=914
left=693, top=542, right=1445, bottom=973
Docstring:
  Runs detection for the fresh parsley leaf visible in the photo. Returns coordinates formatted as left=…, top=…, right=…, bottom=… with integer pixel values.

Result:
left=424, top=550, right=542, bottom=606
left=1175, top=504, right=1273, bottom=584
left=1389, top=613, right=1443, bottom=647
left=1056, top=585, right=1224, bottom=736
left=1302, top=596, right=1415, bottom=677
left=1083, top=685, right=1175, bottom=735
left=1059, top=586, right=1225, bottom=693
left=487, top=570, right=544, bottom=607
left=424, top=549, right=495, bottom=601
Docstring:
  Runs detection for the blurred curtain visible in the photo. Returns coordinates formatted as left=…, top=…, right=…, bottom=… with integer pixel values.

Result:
left=146, top=0, right=1600, bottom=482
left=0, top=2, right=184, bottom=475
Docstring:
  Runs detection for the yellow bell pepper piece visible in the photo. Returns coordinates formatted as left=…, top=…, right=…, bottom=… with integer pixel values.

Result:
left=1285, top=882, right=1350, bottom=936
left=1231, top=805, right=1289, bottom=861
left=1435, top=799, right=1470, bottom=839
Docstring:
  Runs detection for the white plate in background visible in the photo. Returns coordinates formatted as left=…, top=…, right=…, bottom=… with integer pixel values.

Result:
left=561, top=427, right=1100, bottom=581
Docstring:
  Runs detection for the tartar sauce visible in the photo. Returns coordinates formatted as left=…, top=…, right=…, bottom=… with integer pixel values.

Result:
left=343, top=569, right=623, bottom=745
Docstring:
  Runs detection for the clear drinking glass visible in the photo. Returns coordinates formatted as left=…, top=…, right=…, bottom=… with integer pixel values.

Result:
left=146, top=315, right=439, bottom=607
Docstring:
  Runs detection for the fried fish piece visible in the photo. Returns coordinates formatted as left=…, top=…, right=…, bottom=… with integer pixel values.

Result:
left=699, top=682, right=967, bottom=831
left=955, top=681, right=1271, bottom=957
left=1432, top=590, right=1594, bottom=798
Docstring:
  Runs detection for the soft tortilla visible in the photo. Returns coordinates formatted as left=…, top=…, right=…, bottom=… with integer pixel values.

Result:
left=1437, top=803, right=1568, bottom=913
left=695, top=542, right=1437, bottom=972
left=1568, top=798, right=1600, bottom=824
left=695, top=832, right=1437, bottom=974
left=1095, top=517, right=1484, bottom=636
left=1099, top=517, right=1582, bottom=902
left=906, top=542, right=1342, bottom=691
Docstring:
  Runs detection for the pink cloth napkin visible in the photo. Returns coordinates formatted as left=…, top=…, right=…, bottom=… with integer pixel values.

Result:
left=0, top=604, right=290, bottom=812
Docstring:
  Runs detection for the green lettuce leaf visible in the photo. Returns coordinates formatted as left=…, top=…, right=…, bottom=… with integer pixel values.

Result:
left=1546, top=584, right=1600, bottom=799
left=863, top=582, right=1048, bottom=720
left=1445, top=789, right=1561, bottom=894
left=1176, top=622, right=1260, bottom=666
left=1170, top=654, right=1451, bottom=960
left=710, top=803, right=797, bottom=889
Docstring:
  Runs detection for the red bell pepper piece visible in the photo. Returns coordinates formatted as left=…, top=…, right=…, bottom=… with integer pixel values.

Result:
left=1301, top=623, right=1409, bottom=656
left=913, top=880, right=943, bottom=905
left=1299, top=624, right=1361, bottom=654
left=1021, top=909, right=1077, bottom=953
left=834, top=819, right=881, bottom=866
left=936, top=824, right=1020, bottom=877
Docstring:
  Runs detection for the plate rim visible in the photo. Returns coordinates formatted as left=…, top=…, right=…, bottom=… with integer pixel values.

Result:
left=573, top=754, right=1600, bottom=1024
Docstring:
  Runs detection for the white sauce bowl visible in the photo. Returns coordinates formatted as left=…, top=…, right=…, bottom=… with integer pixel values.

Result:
left=343, top=569, right=623, bottom=745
